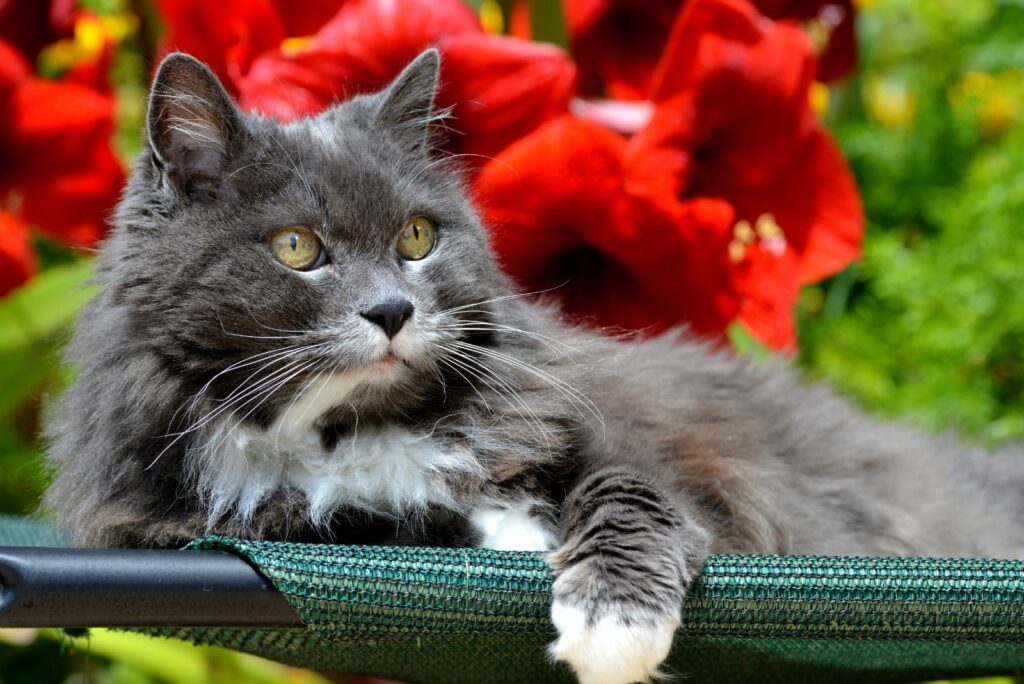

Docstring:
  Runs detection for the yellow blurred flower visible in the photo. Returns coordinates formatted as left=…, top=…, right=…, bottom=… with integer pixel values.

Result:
left=949, top=70, right=1021, bottom=141
left=864, top=73, right=915, bottom=130
left=38, top=12, right=138, bottom=74
left=809, top=81, right=830, bottom=117
left=480, top=0, right=505, bottom=35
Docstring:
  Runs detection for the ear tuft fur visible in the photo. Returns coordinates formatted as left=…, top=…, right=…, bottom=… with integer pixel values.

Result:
left=147, top=53, right=242, bottom=202
left=375, top=48, right=442, bottom=152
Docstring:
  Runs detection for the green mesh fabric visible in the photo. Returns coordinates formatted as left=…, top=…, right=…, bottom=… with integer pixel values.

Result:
left=4, top=517, right=1024, bottom=682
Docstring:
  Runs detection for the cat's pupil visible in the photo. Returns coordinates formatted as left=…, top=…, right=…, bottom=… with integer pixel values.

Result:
left=413, top=226, right=420, bottom=240
left=289, top=233, right=297, bottom=251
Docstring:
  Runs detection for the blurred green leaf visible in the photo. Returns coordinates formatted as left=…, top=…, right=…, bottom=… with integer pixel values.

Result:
left=52, top=630, right=209, bottom=684
left=0, top=346, right=51, bottom=419
left=0, top=428, right=47, bottom=516
left=0, top=260, right=95, bottom=355
left=529, top=0, right=569, bottom=48
left=800, top=0, right=1024, bottom=446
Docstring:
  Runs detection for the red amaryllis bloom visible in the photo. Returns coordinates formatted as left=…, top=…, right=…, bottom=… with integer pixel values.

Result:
left=0, top=39, right=124, bottom=248
left=565, top=0, right=855, bottom=99
left=0, top=212, right=36, bottom=296
left=564, top=0, right=678, bottom=100
left=154, top=0, right=290, bottom=87
left=751, top=0, right=855, bottom=82
left=476, top=115, right=801, bottom=346
left=634, top=0, right=862, bottom=285
left=478, top=0, right=861, bottom=350
left=157, top=0, right=577, bottom=160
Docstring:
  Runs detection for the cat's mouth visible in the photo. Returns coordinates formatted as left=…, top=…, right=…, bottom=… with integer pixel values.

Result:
left=365, top=352, right=402, bottom=373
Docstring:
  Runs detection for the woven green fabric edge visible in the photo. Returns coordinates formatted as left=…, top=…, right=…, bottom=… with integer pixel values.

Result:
left=7, top=518, right=1024, bottom=682
left=191, top=536, right=1024, bottom=643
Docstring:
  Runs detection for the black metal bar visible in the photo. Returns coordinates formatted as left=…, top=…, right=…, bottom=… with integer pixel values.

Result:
left=0, top=547, right=302, bottom=628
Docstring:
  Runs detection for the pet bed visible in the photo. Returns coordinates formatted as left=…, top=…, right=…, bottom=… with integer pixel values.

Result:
left=2, top=515, right=1024, bottom=683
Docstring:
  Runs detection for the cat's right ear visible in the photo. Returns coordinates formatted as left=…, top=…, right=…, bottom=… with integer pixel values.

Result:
left=374, top=49, right=441, bottom=153
left=146, top=53, right=242, bottom=202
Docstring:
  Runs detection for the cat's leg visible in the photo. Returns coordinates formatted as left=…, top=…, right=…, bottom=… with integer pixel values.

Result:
left=549, top=468, right=710, bottom=684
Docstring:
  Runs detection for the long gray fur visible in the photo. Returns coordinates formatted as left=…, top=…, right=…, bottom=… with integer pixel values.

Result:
left=44, top=50, right=1024, bottom=684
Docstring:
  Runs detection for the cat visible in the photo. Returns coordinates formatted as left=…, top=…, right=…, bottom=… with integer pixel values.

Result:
left=44, top=49, right=1024, bottom=684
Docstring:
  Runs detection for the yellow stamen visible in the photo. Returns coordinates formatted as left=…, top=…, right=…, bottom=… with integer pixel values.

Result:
left=480, top=0, right=505, bottom=35
left=734, top=220, right=755, bottom=244
left=803, top=19, right=831, bottom=56
left=809, top=81, right=829, bottom=117
left=756, top=214, right=783, bottom=240
left=728, top=240, right=746, bottom=264
left=281, top=36, right=314, bottom=56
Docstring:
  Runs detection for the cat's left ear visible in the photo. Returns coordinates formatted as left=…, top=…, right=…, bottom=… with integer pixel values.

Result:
left=146, top=53, right=243, bottom=202
left=374, top=48, right=441, bottom=152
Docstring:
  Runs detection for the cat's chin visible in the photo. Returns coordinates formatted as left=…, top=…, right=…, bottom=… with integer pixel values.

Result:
left=363, top=352, right=402, bottom=374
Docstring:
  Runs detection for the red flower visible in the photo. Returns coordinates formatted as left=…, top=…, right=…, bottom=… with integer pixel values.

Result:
left=477, top=116, right=744, bottom=336
left=636, top=0, right=862, bottom=284
left=268, top=0, right=346, bottom=37
left=476, top=115, right=803, bottom=349
left=749, top=0, right=855, bottom=82
left=564, top=0, right=855, bottom=100
left=477, top=0, right=862, bottom=350
left=0, top=39, right=124, bottom=248
left=564, top=0, right=678, bottom=100
left=0, top=212, right=36, bottom=296
left=157, top=0, right=577, bottom=161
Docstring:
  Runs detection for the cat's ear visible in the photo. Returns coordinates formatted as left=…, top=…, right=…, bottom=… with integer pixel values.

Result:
left=374, top=48, right=441, bottom=152
left=146, top=53, right=242, bottom=201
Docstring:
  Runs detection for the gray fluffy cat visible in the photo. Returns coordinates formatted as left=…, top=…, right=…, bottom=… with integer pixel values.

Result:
left=45, top=50, right=1024, bottom=684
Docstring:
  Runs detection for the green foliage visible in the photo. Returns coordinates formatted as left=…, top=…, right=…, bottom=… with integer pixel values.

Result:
left=799, top=0, right=1024, bottom=446
left=0, top=261, right=94, bottom=516
left=0, top=629, right=329, bottom=684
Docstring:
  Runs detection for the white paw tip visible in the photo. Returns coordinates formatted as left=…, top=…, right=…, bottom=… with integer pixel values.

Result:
left=549, top=600, right=679, bottom=684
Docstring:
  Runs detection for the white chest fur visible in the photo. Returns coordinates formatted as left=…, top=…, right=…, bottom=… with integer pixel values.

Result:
left=193, top=418, right=483, bottom=528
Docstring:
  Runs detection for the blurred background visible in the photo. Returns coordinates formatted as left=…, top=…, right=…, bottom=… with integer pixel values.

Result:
left=2, top=0, right=1024, bottom=681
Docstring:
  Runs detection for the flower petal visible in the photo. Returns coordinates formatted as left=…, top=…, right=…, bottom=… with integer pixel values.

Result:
left=475, top=115, right=743, bottom=336
left=236, top=0, right=572, bottom=160
left=564, top=0, right=678, bottom=100
left=236, top=0, right=480, bottom=119
left=749, top=0, right=857, bottom=81
left=439, top=33, right=576, bottom=159
left=734, top=242, right=801, bottom=351
left=0, top=212, right=36, bottom=296
left=0, top=38, right=31, bottom=93
left=155, top=0, right=286, bottom=88
left=633, top=0, right=863, bottom=286
left=268, top=0, right=347, bottom=37
left=2, top=78, right=124, bottom=246
left=650, top=0, right=819, bottom=184
left=724, top=128, right=863, bottom=283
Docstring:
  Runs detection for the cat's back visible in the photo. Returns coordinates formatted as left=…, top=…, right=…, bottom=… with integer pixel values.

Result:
left=554, top=324, right=1024, bottom=559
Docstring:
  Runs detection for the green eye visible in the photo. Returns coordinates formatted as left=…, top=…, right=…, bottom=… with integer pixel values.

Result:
left=397, top=216, right=436, bottom=260
left=271, top=226, right=323, bottom=270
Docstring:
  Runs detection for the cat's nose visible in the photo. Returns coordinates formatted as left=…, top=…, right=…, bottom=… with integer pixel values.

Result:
left=361, top=298, right=414, bottom=339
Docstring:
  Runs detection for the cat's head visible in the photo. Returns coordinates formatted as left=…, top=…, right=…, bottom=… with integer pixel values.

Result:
left=104, top=49, right=518, bottom=431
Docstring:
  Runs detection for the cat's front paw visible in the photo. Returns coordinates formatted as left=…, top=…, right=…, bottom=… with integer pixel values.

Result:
left=549, top=597, right=679, bottom=684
